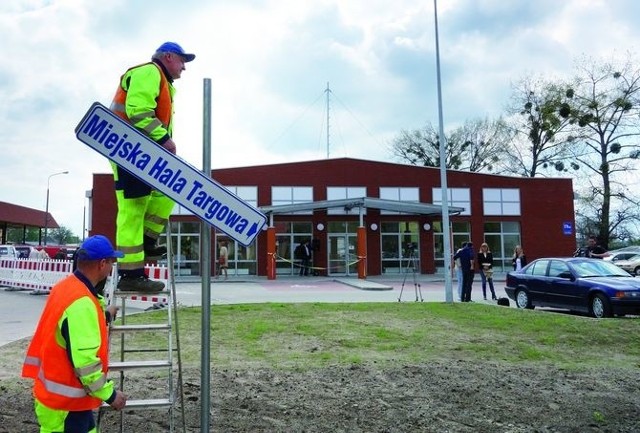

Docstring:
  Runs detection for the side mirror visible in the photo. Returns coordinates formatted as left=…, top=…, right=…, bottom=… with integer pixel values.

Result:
left=558, top=271, right=574, bottom=280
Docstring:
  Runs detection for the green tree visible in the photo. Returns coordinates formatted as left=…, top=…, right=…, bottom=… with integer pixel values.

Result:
left=49, top=226, right=76, bottom=245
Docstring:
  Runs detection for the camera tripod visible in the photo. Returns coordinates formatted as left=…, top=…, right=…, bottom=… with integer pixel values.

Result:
left=398, top=249, right=423, bottom=302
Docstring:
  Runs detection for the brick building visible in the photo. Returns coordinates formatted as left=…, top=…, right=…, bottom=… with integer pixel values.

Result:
left=88, top=158, right=576, bottom=277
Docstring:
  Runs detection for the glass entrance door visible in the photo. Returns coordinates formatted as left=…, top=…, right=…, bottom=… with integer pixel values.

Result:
left=328, top=234, right=358, bottom=276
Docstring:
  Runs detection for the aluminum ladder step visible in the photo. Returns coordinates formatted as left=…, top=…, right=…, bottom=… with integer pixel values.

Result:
left=110, top=324, right=171, bottom=332
left=109, top=360, right=171, bottom=371
left=102, top=398, right=172, bottom=409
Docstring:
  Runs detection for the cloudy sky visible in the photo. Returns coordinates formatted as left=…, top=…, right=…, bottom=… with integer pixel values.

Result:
left=1, top=0, right=639, bottom=237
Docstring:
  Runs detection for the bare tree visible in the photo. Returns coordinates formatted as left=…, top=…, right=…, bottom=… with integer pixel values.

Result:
left=504, top=77, right=577, bottom=177
left=390, top=119, right=511, bottom=172
left=566, top=56, right=640, bottom=247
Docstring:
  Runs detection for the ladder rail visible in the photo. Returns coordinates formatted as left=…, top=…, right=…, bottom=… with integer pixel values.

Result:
left=97, top=230, right=185, bottom=433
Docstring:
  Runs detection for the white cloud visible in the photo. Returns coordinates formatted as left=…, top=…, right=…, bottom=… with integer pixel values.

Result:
left=0, top=0, right=638, bottom=237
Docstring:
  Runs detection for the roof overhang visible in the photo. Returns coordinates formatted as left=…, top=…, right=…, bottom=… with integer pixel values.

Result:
left=260, top=197, right=464, bottom=216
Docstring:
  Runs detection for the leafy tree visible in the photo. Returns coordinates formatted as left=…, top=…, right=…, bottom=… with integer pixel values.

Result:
left=504, top=77, right=578, bottom=177
left=49, top=226, right=75, bottom=245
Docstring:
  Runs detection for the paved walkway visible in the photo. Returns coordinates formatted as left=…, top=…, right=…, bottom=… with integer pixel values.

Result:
left=0, top=274, right=509, bottom=347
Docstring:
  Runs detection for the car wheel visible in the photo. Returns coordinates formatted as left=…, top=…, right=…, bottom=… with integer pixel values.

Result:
left=635, top=267, right=640, bottom=276
left=590, top=293, right=612, bottom=318
left=515, top=289, right=533, bottom=309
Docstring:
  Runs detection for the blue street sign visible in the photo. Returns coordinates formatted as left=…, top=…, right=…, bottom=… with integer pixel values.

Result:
left=75, top=102, right=267, bottom=246
left=563, top=222, right=573, bottom=235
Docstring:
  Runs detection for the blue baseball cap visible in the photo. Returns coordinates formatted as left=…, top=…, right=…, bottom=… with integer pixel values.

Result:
left=156, top=42, right=195, bottom=62
left=76, top=235, right=124, bottom=261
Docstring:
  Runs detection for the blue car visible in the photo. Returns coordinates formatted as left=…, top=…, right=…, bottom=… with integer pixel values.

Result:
left=505, top=257, right=640, bottom=318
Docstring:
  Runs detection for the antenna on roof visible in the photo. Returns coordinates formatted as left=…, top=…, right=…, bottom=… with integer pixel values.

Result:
left=325, top=82, right=331, bottom=158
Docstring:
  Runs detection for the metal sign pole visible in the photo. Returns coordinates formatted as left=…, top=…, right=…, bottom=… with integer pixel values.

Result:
left=200, top=78, right=212, bottom=432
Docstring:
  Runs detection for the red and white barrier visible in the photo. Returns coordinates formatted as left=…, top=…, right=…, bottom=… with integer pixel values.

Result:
left=0, top=258, right=72, bottom=293
left=0, top=259, right=170, bottom=307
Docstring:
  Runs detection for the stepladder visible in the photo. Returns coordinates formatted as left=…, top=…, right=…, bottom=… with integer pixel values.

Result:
left=98, top=262, right=186, bottom=433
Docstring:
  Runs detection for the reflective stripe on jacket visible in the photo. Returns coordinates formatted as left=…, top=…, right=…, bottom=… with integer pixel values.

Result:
left=110, top=61, right=174, bottom=142
left=22, top=274, right=110, bottom=411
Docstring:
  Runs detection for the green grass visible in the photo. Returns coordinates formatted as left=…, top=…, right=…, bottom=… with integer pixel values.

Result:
left=112, top=302, right=640, bottom=371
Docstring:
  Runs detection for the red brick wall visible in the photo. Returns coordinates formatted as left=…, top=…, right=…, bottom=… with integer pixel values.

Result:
left=90, top=158, right=576, bottom=275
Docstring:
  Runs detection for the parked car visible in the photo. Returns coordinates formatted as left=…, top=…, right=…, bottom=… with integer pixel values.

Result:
left=0, top=245, right=19, bottom=260
left=14, top=245, right=38, bottom=259
left=611, top=254, right=640, bottom=276
left=603, top=251, right=639, bottom=263
left=505, top=257, right=640, bottom=318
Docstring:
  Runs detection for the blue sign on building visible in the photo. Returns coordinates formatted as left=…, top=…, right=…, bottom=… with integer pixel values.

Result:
left=563, top=222, right=573, bottom=235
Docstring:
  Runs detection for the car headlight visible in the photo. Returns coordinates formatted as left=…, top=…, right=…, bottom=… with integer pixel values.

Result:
left=616, top=291, right=640, bottom=298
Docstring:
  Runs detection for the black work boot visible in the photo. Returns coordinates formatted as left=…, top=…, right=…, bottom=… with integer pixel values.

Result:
left=144, top=235, right=167, bottom=258
left=117, top=275, right=165, bottom=292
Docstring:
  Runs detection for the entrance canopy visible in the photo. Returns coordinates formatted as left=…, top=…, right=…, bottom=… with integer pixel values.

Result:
left=260, top=197, right=464, bottom=216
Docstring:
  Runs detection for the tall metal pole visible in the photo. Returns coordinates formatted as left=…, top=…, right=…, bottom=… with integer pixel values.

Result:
left=433, top=0, right=454, bottom=302
left=43, top=170, right=69, bottom=246
left=200, top=78, right=212, bottom=432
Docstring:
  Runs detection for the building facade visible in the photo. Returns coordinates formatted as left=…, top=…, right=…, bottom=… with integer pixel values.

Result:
left=89, top=158, right=576, bottom=277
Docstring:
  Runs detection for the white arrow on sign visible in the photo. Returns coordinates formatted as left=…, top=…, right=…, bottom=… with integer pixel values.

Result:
left=75, top=102, right=267, bottom=246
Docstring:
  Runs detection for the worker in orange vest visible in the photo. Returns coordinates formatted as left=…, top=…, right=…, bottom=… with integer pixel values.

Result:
left=22, top=235, right=127, bottom=432
left=109, top=41, right=195, bottom=292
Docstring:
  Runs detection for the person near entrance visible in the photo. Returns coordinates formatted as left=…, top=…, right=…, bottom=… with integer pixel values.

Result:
left=216, top=240, right=229, bottom=280
left=295, top=240, right=312, bottom=276
left=109, top=41, right=195, bottom=292
left=453, top=241, right=475, bottom=302
left=22, top=235, right=127, bottom=432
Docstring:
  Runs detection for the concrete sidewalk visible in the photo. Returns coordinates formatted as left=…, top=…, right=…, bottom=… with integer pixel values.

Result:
left=0, top=273, right=508, bottom=347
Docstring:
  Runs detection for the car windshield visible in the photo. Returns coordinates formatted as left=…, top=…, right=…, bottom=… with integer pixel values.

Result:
left=571, top=259, right=632, bottom=278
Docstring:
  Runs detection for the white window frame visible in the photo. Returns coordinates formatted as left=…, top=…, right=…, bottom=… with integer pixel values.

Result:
left=379, top=187, right=419, bottom=215
left=483, top=188, right=521, bottom=216
left=271, top=186, right=313, bottom=215
left=432, top=187, right=471, bottom=216
left=327, top=186, right=367, bottom=215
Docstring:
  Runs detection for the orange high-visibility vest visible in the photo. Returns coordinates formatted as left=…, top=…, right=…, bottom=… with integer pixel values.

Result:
left=22, top=275, right=109, bottom=411
left=110, top=62, right=173, bottom=133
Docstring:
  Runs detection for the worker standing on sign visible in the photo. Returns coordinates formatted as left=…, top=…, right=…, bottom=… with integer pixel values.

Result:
left=22, top=235, right=127, bottom=432
left=109, top=41, right=196, bottom=292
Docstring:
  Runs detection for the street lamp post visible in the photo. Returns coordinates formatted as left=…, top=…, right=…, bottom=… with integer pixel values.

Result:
left=43, top=170, right=69, bottom=246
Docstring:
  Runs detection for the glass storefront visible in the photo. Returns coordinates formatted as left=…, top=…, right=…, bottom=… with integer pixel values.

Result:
left=380, top=221, right=420, bottom=274
left=327, top=221, right=359, bottom=275
left=483, top=221, right=521, bottom=271
left=433, top=221, right=471, bottom=270
left=274, top=222, right=313, bottom=275
left=159, top=221, right=201, bottom=277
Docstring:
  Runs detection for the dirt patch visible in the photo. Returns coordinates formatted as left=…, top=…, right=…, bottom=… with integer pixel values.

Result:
left=1, top=345, right=638, bottom=432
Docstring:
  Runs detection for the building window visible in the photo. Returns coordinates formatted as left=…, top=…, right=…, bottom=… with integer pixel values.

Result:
left=379, top=187, right=419, bottom=215
left=432, top=188, right=471, bottom=215
left=274, top=222, right=313, bottom=275
left=432, top=221, right=471, bottom=269
left=483, top=188, right=520, bottom=216
left=159, top=221, right=201, bottom=277
left=226, top=186, right=258, bottom=207
left=380, top=221, right=420, bottom=274
left=483, top=221, right=521, bottom=271
left=327, top=186, right=367, bottom=215
left=272, top=186, right=313, bottom=215
left=214, top=232, right=257, bottom=276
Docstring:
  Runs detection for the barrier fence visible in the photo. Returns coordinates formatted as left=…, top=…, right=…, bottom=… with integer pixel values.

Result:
left=0, top=258, right=169, bottom=307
